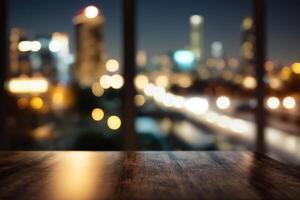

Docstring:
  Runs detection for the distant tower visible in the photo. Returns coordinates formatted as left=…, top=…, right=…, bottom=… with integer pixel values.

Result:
left=31, top=35, right=55, bottom=79
left=50, top=32, right=72, bottom=84
left=211, top=41, right=223, bottom=58
left=9, top=28, right=27, bottom=77
left=190, top=15, right=204, bottom=62
left=241, top=15, right=256, bottom=76
left=136, top=50, right=147, bottom=69
left=73, top=5, right=105, bottom=88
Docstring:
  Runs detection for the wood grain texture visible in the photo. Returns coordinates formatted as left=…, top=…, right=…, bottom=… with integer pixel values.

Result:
left=0, top=151, right=300, bottom=200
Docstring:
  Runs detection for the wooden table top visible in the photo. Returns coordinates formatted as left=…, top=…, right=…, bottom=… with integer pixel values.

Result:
left=0, top=151, right=300, bottom=200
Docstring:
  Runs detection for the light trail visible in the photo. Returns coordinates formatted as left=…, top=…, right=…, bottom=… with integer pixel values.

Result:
left=141, top=83, right=300, bottom=163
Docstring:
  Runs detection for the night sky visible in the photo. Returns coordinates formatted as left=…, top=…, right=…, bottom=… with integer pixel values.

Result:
left=8, top=0, right=300, bottom=65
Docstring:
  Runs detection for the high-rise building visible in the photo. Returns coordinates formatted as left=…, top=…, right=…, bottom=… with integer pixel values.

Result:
left=211, top=41, right=223, bottom=58
left=136, top=50, right=147, bottom=69
left=73, top=5, right=105, bottom=88
left=31, top=35, right=56, bottom=79
left=50, top=32, right=72, bottom=84
left=190, top=15, right=204, bottom=63
left=9, top=28, right=29, bottom=77
left=241, top=15, right=256, bottom=76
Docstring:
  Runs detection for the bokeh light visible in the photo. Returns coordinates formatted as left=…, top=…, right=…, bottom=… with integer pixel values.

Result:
left=92, top=82, right=104, bottom=97
left=283, top=96, right=296, bottom=110
left=135, top=75, right=149, bottom=90
left=177, top=75, right=192, bottom=88
left=49, top=40, right=62, bottom=52
left=8, top=77, right=49, bottom=94
left=135, top=95, right=146, bottom=107
left=243, top=76, right=257, bottom=89
left=91, top=108, right=104, bottom=121
left=216, top=96, right=231, bottom=110
left=110, top=74, right=124, bottom=89
left=30, top=97, right=44, bottom=110
left=291, top=63, right=300, bottom=74
left=185, top=97, right=209, bottom=115
left=17, top=97, right=29, bottom=109
left=190, top=15, right=203, bottom=25
left=18, top=41, right=32, bottom=52
left=269, top=77, right=281, bottom=89
left=99, top=75, right=111, bottom=89
left=18, top=41, right=41, bottom=52
left=84, top=6, right=99, bottom=19
left=107, top=116, right=121, bottom=130
left=30, top=41, right=42, bottom=52
left=155, top=75, right=169, bottom=88
left=267, top=97, right=280, bottom=110
left=106, top=59, right=119, bottom=72
left=280, top=66, right=291, bottom=81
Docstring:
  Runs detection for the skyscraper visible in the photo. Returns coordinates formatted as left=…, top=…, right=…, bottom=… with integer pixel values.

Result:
left=73, top=5, right=105, bottom=88
left=9, top=28, right=28, bottom=77
left=211, top=41, right=223, bottom=58
left=241, top=15, right=256, bottom=76
left=50, top=32, right=72, bottom=84
left=190, top=15, right=204, bottom=63
left=31, top=35, right=55, bottom=80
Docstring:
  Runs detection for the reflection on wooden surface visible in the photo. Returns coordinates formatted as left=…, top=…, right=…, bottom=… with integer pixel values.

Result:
left=48, top=152, right=108, bottom=200
left=0, top=151, right=300, bottom=200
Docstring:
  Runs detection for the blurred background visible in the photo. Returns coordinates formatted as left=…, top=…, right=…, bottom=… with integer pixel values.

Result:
left=1, top=0, right=300, bottom=165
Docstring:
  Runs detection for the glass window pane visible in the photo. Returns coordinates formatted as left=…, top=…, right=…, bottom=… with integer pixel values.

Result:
left=6, top=0, right=123, bottom=150
left=265, top=0, right=300, bottom=164
left=135, top=0, right=256, bottom=151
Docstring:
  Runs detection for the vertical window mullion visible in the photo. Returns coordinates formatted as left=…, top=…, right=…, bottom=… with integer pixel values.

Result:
left=254, top=0, right=266, bottom=154
left=123, top=0, right=138, bottom=150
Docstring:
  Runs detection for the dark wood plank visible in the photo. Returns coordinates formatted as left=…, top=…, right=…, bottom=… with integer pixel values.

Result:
left=0, top=151, right=300, bottom=200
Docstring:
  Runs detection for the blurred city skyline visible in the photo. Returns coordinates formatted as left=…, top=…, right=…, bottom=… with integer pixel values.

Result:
left=8, top=0, right=300, bottom=64
left=4, top=0, right=300, bottom=164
